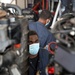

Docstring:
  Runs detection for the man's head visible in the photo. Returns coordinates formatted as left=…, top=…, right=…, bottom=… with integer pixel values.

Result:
left=28, top=30, right=40, bottom=56
left=38, top=9, right=52, bottom=25
left=28, top=30, right=39, bottom=45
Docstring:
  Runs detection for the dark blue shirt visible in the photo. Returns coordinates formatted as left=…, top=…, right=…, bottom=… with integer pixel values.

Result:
left=29, top=48, right=50, bottom=75
left=28, top=21, right=56, bottom=48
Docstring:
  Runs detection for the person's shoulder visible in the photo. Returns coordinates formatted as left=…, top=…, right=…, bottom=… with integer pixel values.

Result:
left=28, top=21, right=37, bottom=29
left=28, top=21, right=36, bottom=25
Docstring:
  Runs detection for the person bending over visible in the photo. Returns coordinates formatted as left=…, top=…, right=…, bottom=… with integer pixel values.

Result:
left=28, top=9, right=56, bottom=48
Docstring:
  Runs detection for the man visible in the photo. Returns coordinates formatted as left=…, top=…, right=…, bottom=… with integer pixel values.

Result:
left=28, top=9, right=56, bottom=48
left=28, top=30, right=50, bottom=75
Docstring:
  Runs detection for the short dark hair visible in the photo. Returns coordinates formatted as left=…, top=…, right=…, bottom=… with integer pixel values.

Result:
left=28, top=30, right=38, bottom=37
left=39, top=9, right=52, bottom=20
left=28, top=30, right=38, bottom=43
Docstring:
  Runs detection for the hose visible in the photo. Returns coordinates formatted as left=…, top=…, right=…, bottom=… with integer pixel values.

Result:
left=6, top=4, right=22, bottom=15
left=51, top=13, right=75, bottom=48
left=48, top=42, right=58, bottom=54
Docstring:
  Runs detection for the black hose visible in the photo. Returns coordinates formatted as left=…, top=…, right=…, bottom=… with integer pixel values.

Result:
left=51, top=13, right=75, bottom=48
left=6, top=4, right=22, bottom=15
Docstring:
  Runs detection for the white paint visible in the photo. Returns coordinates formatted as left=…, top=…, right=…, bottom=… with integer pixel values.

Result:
left=0, top=0, right=12, bottom=3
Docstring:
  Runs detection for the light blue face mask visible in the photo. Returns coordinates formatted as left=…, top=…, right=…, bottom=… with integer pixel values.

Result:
left=29, top=43, right=40, bottom=55
left=45, top=20, right=50, bottom=26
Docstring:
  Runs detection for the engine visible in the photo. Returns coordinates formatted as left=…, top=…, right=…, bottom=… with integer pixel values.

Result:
left=0, top=3, right=29, bottom=75
left=52, top=13, right=75, bottom=75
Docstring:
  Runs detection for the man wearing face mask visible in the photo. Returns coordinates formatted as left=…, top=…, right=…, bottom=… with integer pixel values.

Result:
left=28, top=9, right=56, bottom=48
left=28, top=30, right=50, bottom=75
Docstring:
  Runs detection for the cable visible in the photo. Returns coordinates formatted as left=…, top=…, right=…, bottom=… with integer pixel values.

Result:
left=48, top=42, right=58, bottom=54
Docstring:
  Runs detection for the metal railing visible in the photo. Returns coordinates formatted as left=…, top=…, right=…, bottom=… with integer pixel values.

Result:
left=51, top=0, right=61, bottom=29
